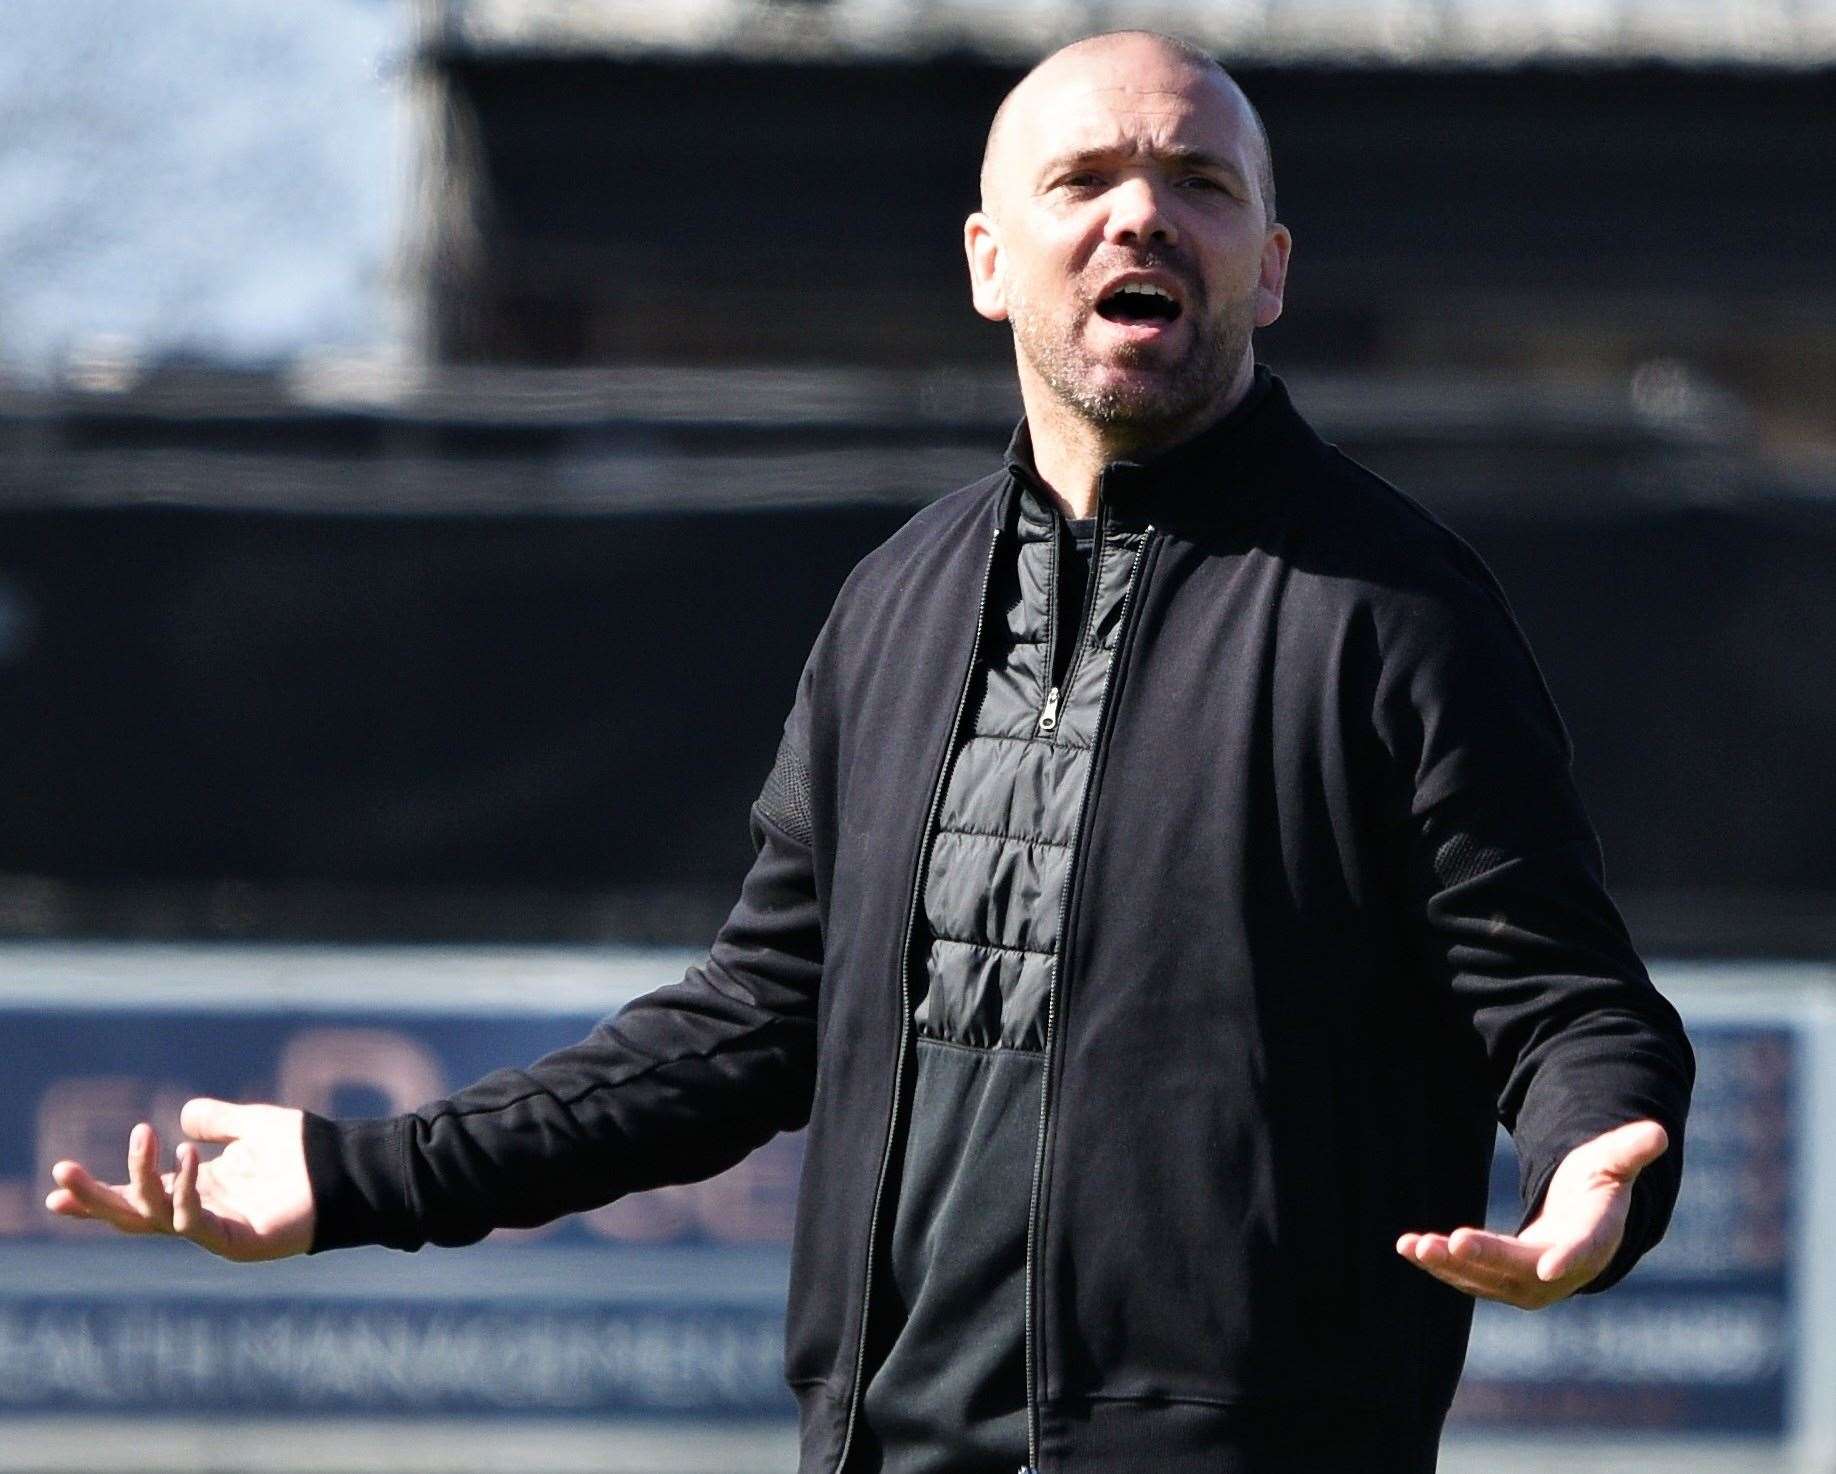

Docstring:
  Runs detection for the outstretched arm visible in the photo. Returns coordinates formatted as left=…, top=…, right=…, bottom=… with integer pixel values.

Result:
left=1373, top=555, right=1694, bottom=1305
left=307, top=772, right=824, bottom=1252
left=47, top=711, right=826, bottom=1258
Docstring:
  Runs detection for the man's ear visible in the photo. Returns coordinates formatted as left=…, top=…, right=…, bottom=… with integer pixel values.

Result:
left=964, top=211, right=1008, bottom=323
left=1254, top=223, right=1292, bottom=330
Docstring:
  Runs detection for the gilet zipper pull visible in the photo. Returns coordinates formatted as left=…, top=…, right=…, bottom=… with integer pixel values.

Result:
left=1037, top=685, right=1061, bottom=735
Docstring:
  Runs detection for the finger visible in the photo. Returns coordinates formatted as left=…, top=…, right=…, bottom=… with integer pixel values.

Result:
left=1534, top=1227, right=1614, bottom=1285
left=123, top=1122, right=173, bottom=1228
left=1598, top=1119, right=1669, bottom=1178
left=1415, top=1260, right=1516, bottom=1301
left=180, top=1097, right=251, bottom=1145
left=170, top=1142, right=222, bottom=1250
left=1402, top=1239, right=1528, bottom=1304
left=1404, top=1233, right=1451, bottom=1268
left=1447, top=1226, right=1543, bottom=1277
left=1411, top=1234, right=1518, bottom=1288
left=44, top=1186, right=96, bottom=1219
left=171, top=1143, right=197, bottom=1233
left=1537, top=1241, right=1582, bottom=1283
left=1401, top=1227, right=1539, bottom=1280
left=48, top=1160, right=155, bottom=1232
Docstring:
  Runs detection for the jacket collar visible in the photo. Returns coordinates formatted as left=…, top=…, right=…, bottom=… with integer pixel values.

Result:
left=996, top=366, right=1322, bottom=533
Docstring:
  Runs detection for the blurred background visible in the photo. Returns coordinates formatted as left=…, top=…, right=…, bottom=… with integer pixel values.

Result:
left=0, top=0, right=1831, bottom=1470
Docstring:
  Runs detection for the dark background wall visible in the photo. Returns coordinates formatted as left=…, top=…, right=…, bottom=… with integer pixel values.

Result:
left=2, top=50, right=1828, bottom=954
left=0, top=385, right=1827, bottom=954
left=426, top=55, right=1836, bottom=438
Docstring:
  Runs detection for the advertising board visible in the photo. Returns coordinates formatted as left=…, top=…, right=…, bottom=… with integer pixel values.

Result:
left=0, top=949, right=1828, bottom=1469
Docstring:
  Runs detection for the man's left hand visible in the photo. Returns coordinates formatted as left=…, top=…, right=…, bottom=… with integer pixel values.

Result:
left=1394, top=1119, right=1670, bottom=1309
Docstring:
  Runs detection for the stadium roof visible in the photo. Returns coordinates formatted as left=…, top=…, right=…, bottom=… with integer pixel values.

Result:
left=431, top=0, right=1836, bottom=65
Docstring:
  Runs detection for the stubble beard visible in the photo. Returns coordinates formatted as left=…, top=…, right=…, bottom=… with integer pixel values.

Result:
left=1009, top=275, right=1254, bottom=442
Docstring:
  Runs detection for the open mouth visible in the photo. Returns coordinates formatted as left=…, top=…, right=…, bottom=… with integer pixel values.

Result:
left=1095, top=283, right=1181, bottom=325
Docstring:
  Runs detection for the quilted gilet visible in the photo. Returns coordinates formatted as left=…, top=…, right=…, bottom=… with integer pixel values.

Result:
left=916, top=483, right=1152, bottom=1049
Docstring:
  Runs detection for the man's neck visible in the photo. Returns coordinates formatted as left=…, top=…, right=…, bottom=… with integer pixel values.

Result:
left=1019, top=355, right=1257, bottom=520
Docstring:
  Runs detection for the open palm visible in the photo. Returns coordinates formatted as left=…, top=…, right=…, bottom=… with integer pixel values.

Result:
left=1396, top=1119, right=1670, bottom=1309
left=44, top=1097, right=314, bottom=1262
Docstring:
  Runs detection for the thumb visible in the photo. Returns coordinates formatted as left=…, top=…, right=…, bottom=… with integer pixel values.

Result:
left=180, top=1097, right=258, bottom=1144
left=1597, top=1119, right=1669, bottom=1179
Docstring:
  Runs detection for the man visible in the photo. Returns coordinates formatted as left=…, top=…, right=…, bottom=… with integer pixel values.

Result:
left=47, top=31, right=1693, bottom=1474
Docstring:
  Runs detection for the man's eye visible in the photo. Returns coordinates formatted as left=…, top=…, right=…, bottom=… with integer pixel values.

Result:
left=1178, top=175, right=1228, bottom=193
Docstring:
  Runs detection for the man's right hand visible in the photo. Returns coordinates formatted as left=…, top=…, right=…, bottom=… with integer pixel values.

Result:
left=44, top=1098, right=315, bottom=1261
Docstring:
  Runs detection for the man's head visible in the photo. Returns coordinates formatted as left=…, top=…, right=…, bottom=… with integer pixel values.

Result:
left=965, top=31, right=1291, bottom=449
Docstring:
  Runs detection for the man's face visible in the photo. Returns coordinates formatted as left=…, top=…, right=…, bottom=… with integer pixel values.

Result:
left=966, top=40, right=1290, bottom=439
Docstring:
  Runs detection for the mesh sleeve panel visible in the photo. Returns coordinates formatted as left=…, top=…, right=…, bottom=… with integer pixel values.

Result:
left=756, top=732, right=815, bottom=850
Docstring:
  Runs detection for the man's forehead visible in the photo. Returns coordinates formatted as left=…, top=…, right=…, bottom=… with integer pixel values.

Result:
left=1015, top=74, right=1249, bottom=171
left=1044, top=92, right=1233, bottom=149
left=979, top=34, right=1268, bottom=211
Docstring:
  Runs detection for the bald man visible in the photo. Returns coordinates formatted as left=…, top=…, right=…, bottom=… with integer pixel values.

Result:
left=50, top=31, right=1693, bottom=1474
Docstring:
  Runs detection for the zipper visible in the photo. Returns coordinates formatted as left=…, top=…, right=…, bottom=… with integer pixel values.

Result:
left=1036, top=685, right=1061, bottom=736
left=1037, top=514, right=1106, bottom=745
left=832, top=520, right=1003, bottom=1474
left=1021, top=516, right=1157, bottom=1472
left=1036, top=509, right=1062, bottom=734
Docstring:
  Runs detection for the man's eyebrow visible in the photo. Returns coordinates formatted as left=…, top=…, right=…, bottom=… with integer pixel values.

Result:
left=1160, top=146, right=1245, bottom=177
left=1037, top=145, right=1247, bottom=179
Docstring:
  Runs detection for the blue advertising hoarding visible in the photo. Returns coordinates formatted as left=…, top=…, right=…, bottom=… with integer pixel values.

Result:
left=1450, top=1023, right=1796, bottom=1435
left=0, top=948, right=1829, bottom=1462
left=0, top=944, right=800, bottom=1421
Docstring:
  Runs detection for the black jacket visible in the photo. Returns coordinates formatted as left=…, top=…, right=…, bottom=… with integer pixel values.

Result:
left=305, top=372, right=1694, bottom=1474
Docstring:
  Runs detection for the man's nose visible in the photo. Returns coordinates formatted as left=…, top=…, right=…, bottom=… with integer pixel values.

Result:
left=1103, top=177, right=1177, bottom=247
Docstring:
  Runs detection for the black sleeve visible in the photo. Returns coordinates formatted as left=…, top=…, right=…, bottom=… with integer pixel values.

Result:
left=304, top=724, right=825, bottom=1253
left=1374, top=553, right=1696, bottom=1293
